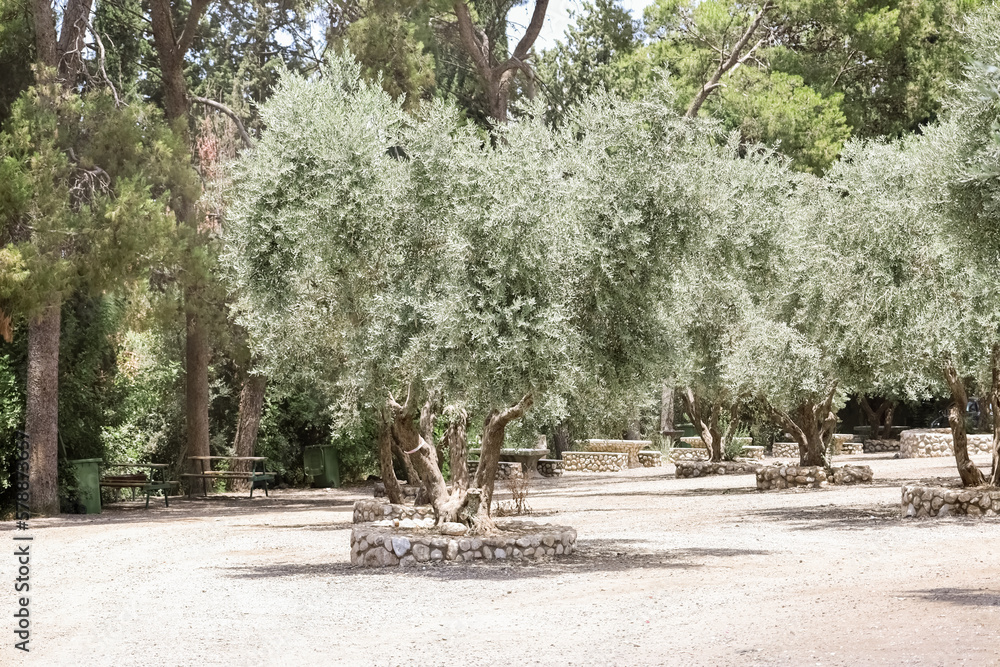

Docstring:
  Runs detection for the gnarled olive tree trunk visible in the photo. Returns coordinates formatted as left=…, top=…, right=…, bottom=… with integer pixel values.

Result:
left=473, top=394, right=533, bottom=513
left=377, top=411, right=404, bottom=504
left=763, top=383, right=838, bottom=467
left=990, top=345, right=1000, bottom=487
left=388, top=390, right=466, bottom=522
left=682, top=389, right=738, bottom=462
left=943, top=361, right=987, bottom=487
left=859, top=396, right=896, bottom=440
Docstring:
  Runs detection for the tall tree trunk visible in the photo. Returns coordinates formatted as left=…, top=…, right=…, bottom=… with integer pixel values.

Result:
left=444, top=409, right=469, bottom=493
left=377, top=412, right=404, bottom=504
left=29, top=0, right=58, bottom=68
left=473, top=394, right=533, bottom=514
left=27, top=302, right=61, bottom=515
left=389, top=391, right=453, bottom=520
left=148, top=0, right=213, bottom=489
left=858, top=396, right=896, bottom=440
left=943, top=361, right=987, bottom=487
left=553, top=423, right=570, bottom=459
left=660, top=381, right=675, bottom=434
left=184, top=310, right=211, bottom=484
left=229, top=373, right=266, bottom=491
left=990, top=345, right=1000, bottom=486
left=27, top=0, right=88, bottom=516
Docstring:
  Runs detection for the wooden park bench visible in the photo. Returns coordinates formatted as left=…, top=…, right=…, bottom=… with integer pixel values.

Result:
left=180, top=456, right=275, bottom=498
left=100, top=463, right=180, bottom=508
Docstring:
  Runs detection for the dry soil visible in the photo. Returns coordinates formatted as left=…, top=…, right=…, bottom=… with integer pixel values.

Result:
left=3, top=452, right=999, bottom=666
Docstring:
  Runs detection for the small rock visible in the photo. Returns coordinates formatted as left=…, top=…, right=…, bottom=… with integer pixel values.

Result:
left=391, top=537, right=411, bottom=558
left=440, top=522, right=468, bottom=536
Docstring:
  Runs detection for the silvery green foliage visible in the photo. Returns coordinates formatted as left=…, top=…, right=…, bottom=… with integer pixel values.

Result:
left=224, top=56, right=586, bottom=427
left=816, top=137, right=958, bottom=403
left=717, top=166, right=849, bottom=417
left=834, top=4, right=1000, bottom=399
left=223, top=57, right=412, bottom=419
left=668, top=138, right=797, bottom=415
left=553, top=93, right=725, bottom=433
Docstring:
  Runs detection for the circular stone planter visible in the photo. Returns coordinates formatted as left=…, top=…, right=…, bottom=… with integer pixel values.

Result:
left=899, top=429, right=993, bottom=459
left=350, top=520, right=578, bottom=567
left=675, top=461, right=763, bottom=478
left=755, top=465, right=873, bottom=491
left=901, top=484, right=1000, bottom=518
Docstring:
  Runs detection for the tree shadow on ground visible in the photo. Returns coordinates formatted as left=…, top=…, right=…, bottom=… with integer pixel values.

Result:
left=220, top=542, right=772, bottom=582
left=744, top=503, right=921, bottom=530
left=561, top=486, right=760, bottom=499
left=903, top=588, right=1000, bottom=607
left=25, top=494, right=359, bottom=529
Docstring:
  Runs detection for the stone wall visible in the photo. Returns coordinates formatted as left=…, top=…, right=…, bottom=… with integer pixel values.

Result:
left=901, top=484, right=1000, bottom=517
left=582, top=439, right=651, bottom=467
left=675, top=461, right=762, bottom=478
left=841, top=441, right=864, bottom=455
left=350, top=521, right=578, bottom=567
left=562, top=451, right=628, bottom=472
left=756, top=465, right=873, bottom=490
left=679, top=436, right=752, bottom=450
left=667, top=447, right=708, bottom=462
left=354, top=499, right=434, bottom=524
left=773, top=436, right=862, bottom=459
left=899, top=429, right=994, bottom=458
left=772, top=441, right=799, bottom=459
left=637, top=450, right=662, bottom=467
left=466, top=460, right=523, bottom=480
left=864, top=439, right=899, bottom=453
left=742, top=446, right=764, bottom=460
left=538, top=459, right=563, bottom=477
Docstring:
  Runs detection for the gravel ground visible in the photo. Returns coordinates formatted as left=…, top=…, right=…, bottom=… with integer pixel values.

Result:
left=3, top=452, right=999, bottom=666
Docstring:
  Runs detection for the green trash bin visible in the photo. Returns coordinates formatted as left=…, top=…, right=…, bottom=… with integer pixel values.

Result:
left=303, top=445, right=341, bottom=488
left=68, top=458, right=102, bottom=514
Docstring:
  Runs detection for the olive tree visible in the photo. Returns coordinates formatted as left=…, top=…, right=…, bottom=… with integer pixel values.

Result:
left=918, top=4, right=1000, bottom=486
left=224, top=57, right=586, bottom=524
left=668, top=141, right=795, bottom=461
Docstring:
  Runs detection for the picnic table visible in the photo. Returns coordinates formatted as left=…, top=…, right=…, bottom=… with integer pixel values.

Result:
left=468, top=448, right=550, bottom=477
left=100, top=463, right=179, bottom=508
left=581, top=439, right=652, bottom=468
left=180, top=456, right=275, bottom=498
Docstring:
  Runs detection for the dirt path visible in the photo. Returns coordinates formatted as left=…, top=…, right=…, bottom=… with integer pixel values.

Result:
left=3, top=453, right=999, bottom=666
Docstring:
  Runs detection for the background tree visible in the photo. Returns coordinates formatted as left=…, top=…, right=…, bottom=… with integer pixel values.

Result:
left=0, top=82, right=188, bottom=513
left=541, top=0, right=976, bottom=174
